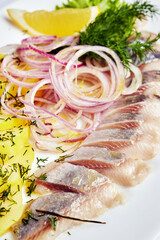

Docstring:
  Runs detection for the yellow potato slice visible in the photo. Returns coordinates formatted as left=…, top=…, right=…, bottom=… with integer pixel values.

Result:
left=0, top=76, right=18, bottom=98
left=0, top=113, right=28, bottom=131
left=0, top=143, right=35, bottom=235
left=0, top=183, right=23, bottom=236
left=0, top=125, right=30, bottom=164
left=0, top=143, right=35, bottom=191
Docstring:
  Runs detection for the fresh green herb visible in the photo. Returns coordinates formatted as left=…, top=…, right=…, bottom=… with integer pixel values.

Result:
left=0, top=165, right=14, bottom=186
left=37, top=173, right=47, bottom=181
left=55, top=0, right=118, bottom=13
left=0, top=185, right=11, bottom=202
left=79, top=0, right=159, bottom=67
left=26, top=179, right=37, bottom=197
left=36, top=157, right=48, bottom=168
left=0, top=130, right=16, bottom=147
left=23, top=149, right=28, bottom=156
left=5, top=117, right=11, bottom=121
left=48, top=216, right=59, bottom=231
left=0, top=203, right=10, bottom=217
left=56, top=146, right=66, bottom=153
left=54, top=154, right=73, bottom=163
left=12, top=57, right=21, bottom=65
left=0, top=153, right=7, bottom=165
left=5, top=92, right=24, bottom=109
left=18, top=163, right=30, bottom=179
left=8, top=155, right=14, bottom=159
left=29, top=120, right=38, bottom=127
left=67, top=231, right=71, bottom=235
left=22, top=210, right=38, bottom=225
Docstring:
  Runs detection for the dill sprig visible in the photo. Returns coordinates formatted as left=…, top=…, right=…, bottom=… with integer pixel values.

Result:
left=36, top=157, right=48, bottom=168
left=22, top=210, right=38, bottom=225
left=0, top=203, right=10, bottom=217
left=26, top=179, right=37, bottom=197
left=79, top=0, right=159, bottom=67
left=48, top=216, right=59, bottom=231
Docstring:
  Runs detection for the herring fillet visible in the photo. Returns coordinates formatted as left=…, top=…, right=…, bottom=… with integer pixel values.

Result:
left=80, top=69, right=160, bottom=160
left=67, top=146, right=151, bottom=186
left=67, top=66, right=160, bottom=185
left=14, top=163, right=123, bottom=240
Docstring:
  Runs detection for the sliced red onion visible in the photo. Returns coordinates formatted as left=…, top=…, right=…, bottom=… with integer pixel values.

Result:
left=0, top=35, right=141, bottom=153
left=22, top=35, right=57, bottom=45
left=50, top=45, right=125, bottom=113
left=0, top=44, right=20, bottom=55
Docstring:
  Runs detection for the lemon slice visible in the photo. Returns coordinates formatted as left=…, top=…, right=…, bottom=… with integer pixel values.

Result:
left=7, top=7, right=100, bottom=37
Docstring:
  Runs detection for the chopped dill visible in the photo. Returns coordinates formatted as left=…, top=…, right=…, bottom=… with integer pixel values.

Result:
left=26, top=179, right=37, bottom=197
left=37, top=173, right=47, bottom=181
left=29, top=120, right=38, bottom=127
left=18, top=163, right=30, bottom=179
left=54, top=154, right=73, bottom=163
left=48, top=216, right=59, bottom=231
left=23, top=149, right=28, bottom=156
left=22, top=210, right=38, bottom=225
left=0, top=153, right=7, bottom=165
left=0, top=203, right=10, bottom=217
left=36, top=157, right=48, bottom=168
left=56, top=146, right=66, bottom=153
left=0, top=185, right=11, bottom=202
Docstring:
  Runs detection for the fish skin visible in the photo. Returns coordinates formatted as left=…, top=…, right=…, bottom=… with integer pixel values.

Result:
left=35, top=162, right=111, bottom=194
left=81, top=128, right=140, bottom=151
left=14, top=163, right=123, bottom=240
left=67, top=146, right=151, bottom=186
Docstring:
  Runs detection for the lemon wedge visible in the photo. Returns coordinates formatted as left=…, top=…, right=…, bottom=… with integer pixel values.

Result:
left=7, top=7, right=100, bottom=37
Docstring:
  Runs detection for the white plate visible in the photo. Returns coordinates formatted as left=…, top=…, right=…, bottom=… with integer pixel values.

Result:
left=0, top=0, right=160, bottom=239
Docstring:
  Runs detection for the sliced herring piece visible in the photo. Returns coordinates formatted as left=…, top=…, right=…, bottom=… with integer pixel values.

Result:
left=67, top=146, right=151, bottom=186
left=14, top=164, right=123, bottom=240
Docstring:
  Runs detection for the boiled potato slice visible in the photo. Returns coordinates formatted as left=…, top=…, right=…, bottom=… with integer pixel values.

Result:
left=0, top=77, right=18, bottom=98
left=0, top=113, right=28, bottom=131
left=0, top=183, right=23, bottom=235
left=0, top=125, right=30, bottom=164
left=0, top=143, right=35, bottom=235
left=0, top=143, right=35, bottom=191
